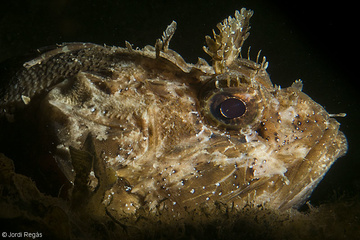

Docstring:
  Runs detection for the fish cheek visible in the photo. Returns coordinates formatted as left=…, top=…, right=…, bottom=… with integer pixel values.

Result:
left=258, top=88, right=327, bottom=151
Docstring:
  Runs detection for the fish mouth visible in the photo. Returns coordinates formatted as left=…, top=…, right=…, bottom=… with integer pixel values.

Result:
left=270, top=118, right=348, bottom=210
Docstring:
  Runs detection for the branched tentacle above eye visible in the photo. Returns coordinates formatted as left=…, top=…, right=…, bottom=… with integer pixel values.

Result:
left=203, top=8, right=253, bottom=74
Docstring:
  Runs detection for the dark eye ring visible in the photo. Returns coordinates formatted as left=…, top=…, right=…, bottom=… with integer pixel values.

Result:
left=208, top=93, right=248, bottom=127
left=199, top=85, right=262, bottom=130
left=219, top=97, right=247, bottom=119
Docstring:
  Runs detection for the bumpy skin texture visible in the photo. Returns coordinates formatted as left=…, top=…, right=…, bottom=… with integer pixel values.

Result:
left=0, top=8, right=347, bottom=220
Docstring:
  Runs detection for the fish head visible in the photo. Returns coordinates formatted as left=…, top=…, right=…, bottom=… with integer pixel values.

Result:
left=192, top=58, right=348, bottom=210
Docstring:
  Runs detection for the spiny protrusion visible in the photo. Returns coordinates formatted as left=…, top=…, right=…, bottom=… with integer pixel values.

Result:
left=155, top=21, right=177, bottom=58
left=203, top=8, right=254, bottom=74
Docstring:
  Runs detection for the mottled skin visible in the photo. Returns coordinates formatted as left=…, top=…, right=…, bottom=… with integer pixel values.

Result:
left=0, top=8, right=347, bottom=220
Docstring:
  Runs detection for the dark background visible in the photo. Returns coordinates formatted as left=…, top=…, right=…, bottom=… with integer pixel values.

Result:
left=0, top=0, right=358, bottom=206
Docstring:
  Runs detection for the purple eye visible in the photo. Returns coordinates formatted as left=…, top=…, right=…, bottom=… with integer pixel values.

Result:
left=199, top=75, right=261, bottom=130
left=220, top=98, right=246, bottom=119
left=207, top=93, right=249, bottom=128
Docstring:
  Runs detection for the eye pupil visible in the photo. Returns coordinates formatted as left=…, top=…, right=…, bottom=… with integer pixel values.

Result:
left=220, top=98, right=246, bottom=119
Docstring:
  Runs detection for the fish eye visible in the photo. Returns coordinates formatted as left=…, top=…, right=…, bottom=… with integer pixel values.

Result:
left=219, top=98, right=246, bottom=119
left=199, top=75, right=263, bottom=130
left=209, top=94, right=247, bottom=123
